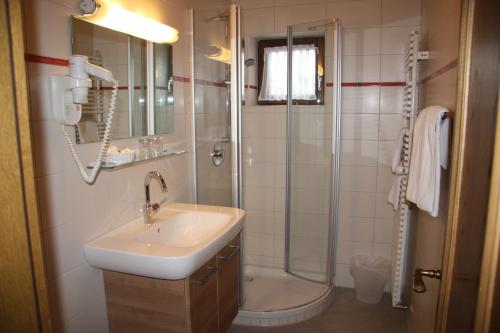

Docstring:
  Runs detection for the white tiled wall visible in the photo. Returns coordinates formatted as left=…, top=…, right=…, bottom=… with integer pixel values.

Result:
left=23, top=0, right=194, bottom=332
left=235, top=0, right=420, bottom=288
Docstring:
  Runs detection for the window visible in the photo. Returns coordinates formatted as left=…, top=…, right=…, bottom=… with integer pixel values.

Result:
left=257, top=37, right=324, bottom=105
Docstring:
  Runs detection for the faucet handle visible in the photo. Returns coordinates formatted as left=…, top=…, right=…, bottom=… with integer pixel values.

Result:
left=152, top=203, right=161, bottom=213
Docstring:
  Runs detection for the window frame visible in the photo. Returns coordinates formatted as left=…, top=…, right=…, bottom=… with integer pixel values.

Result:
left=257, top=37, right=325, bottom=106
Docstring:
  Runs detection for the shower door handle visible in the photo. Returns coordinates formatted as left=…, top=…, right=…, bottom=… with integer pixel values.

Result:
left=413, top=268, right=441, bottom=293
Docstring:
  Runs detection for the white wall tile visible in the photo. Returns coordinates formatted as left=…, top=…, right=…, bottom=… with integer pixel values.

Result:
left=379, top=114, right=405, bottom=140
left=381, top=26, right=419, bottom=54
left=335, top=263, right=355, bottom=288
left=377, top=166, right=394, bottom=194
left=375, top=192, right=395, bottom=218
left=343, top=55, right=381, bottom=82
left=326, top=0, right=382, bottom=28
left=341, top=139, right=379, bottom=167
left=343, top=27, right=381, bottom=56
left=23, top=0, right=73, bottom=58
left=243, top=111, right=275, bottom=138
left=275, top=0, right=326, bottom=6
left=243, top=186, right=274, bottom=211
left=340, top=191, right=376, bottom=217
left=337, top=216, right=374, bottom=242
left=373, top=218, right=394, bottom=243
left=291, top=164, right=329, bottom=190
left=341, top=114, right=379, bottom=140
left=372, top=242, right=392, bottom=260
left=233, top=0, right=275, bottom=9
left=53, top=264, right=105, bottom=329
left=245, top=210, right=276, bottom=235
left=342, top=86, right=380, bottom=114
left=246, top=233, right=275, bottom=256
left=382, top=0, right=421, bottom=27
left=274, top=163, right=286, bottom=188
left=244, top=7, right=275, bottom=35
left=27, top=63, right=68, bottom=121
left=340, top=166, right=377, bottom=192
left=244, top=162, right=275, bottom=187
left=275, top=4, right=327, bottom=33
left=378, top=140, right=397, bottom=167
left=62, top=299, right=108, bottom=333
left=381, top=54, right=405, bottom=81
left=337, top=240, right=372, bottom=264
left=380, top=87, right=404, bottom=113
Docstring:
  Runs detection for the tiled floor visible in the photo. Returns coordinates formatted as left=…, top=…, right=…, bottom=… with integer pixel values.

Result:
left=228, top=288, right=407, bottom=333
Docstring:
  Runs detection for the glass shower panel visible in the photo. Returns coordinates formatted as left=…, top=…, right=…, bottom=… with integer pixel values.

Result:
left=286, top=21, right=338, bottom=284
left=193, top=7, right=234, bottom=206
left=129, top=37, right=147, bottom=137
left=153, top=43, right=174, bottom=135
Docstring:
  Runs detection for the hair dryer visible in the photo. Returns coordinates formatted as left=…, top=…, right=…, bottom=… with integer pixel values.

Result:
left=50, top=55, right=118, bottom=184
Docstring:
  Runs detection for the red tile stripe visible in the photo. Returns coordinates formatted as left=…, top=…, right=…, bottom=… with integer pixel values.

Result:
left=420, top=58, right=458, bottom=84
left=24, top=53, right=418, bottom=89
left=173, top=75, right=190, bottom=83
left=325, top=82, right=407, bottom=87
left=100, top=86, right=169, bottom=90
left=194, top=78, right=227, bottom=87
left=25, top=53, right=69, bottom=67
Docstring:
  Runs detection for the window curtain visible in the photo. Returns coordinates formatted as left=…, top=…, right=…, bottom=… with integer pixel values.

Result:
left=258, top=44, right=317, bottom=101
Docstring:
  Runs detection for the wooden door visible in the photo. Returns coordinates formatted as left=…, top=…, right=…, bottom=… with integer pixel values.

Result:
left=217, top=235, right=240, bottom=333
left=189, top=257, right=219, bottom=333
left=0, top=0, right=51, bottom=332
left=437, top=0, right=500, bottom=331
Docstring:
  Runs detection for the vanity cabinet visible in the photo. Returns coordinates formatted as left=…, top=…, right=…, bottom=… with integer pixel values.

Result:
left=103, top=233, right=241, bottom=333
left=189, top=258, right=219, bottom=333
left=216, top=236, right=240, bottom=332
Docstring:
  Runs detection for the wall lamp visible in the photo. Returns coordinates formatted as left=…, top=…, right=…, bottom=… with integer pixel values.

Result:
left=78, top=0, right=179, bottom=44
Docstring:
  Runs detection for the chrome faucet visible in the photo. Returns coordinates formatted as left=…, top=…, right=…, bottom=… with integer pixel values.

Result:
left=143, top=171, right=168, bottom=224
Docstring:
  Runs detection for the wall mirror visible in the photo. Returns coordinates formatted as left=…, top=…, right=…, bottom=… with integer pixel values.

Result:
left=71, top=16, right=174, bottom=144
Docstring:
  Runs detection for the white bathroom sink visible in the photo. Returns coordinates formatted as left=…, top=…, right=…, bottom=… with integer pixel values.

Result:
left=84, top=203, right=245, bottom=280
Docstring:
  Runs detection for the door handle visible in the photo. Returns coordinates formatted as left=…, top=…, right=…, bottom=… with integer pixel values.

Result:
left=413, top=268, right=441, bottom=293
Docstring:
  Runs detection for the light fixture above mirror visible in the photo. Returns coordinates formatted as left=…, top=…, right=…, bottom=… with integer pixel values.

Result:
left=78, top=0, right=179, bottom=44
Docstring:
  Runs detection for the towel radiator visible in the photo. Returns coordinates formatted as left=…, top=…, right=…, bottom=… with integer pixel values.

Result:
left=391, top=30, right=429, bottom=308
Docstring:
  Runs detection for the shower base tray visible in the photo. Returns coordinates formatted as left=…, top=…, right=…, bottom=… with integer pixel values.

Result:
left=234, top=266, right=334, bottom=326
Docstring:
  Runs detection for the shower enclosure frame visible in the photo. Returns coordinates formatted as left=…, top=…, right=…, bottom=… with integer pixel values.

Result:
left=191, top=6, right=344, bottom=324
left=284, top=19, right=343, bottom=287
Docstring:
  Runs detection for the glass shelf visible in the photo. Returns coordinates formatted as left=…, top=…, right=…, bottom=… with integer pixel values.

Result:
left=87, top=148, right=188, bottom=171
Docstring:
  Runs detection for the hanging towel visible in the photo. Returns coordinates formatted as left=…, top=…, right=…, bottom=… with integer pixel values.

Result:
left=392, top=128, right=410, bottom=173
left=388, top=175, right=402, bottom=210
left=406, top=106, right=450, bottom=217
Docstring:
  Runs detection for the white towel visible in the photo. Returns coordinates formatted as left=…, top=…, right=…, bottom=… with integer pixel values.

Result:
left=392, top=128, right=410, bottom=173
left=388, top=175, right=402, bottom=210
left=406, top=106, right=450, bottom=217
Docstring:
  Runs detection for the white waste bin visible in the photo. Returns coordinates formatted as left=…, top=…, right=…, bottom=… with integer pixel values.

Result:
left=350, top=255, right=390, bottom=304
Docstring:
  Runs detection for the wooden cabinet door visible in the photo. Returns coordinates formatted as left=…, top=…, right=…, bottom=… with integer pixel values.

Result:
left=189, top=257, right=219, bottom=333
left=217, top=235, right=240, bottom=333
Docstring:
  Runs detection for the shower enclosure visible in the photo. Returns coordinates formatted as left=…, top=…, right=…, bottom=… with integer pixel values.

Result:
left=192, top=6, right=342, bottom=326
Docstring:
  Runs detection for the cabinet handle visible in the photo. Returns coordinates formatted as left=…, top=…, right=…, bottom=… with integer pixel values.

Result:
left=194, top=266, right=217, bottom=285
left=218, top=245, right=240, bottom=262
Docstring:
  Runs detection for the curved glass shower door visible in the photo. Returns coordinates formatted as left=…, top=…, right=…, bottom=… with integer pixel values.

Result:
left=285, top=20, right=342, bottom=284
